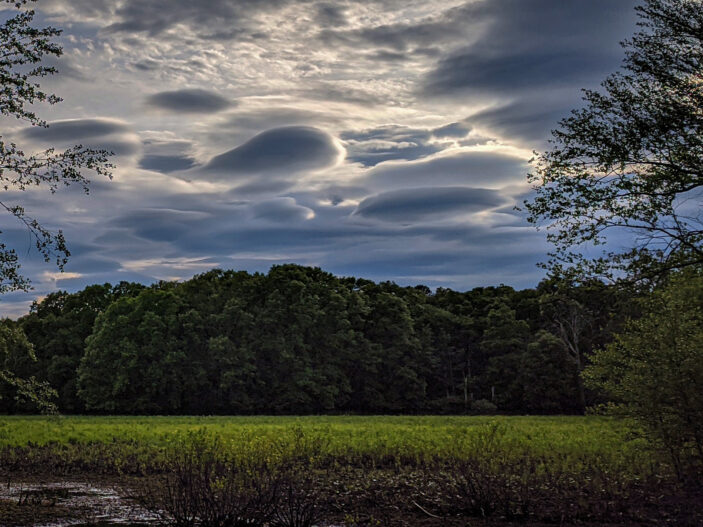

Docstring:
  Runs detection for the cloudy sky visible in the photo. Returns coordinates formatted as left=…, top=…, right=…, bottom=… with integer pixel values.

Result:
left=1, top=0, right=640, bottom=316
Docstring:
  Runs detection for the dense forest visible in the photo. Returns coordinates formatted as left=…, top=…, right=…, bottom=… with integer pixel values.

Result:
left=0, top=265, right=634, bottom=415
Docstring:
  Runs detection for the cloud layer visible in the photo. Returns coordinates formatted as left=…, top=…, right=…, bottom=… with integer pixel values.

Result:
left=0, top=0, right=642, bottom=317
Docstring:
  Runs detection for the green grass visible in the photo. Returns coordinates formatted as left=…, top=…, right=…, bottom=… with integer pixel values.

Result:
left=0, top=415, right=629, bottom=450
left=1, top=415, right=685, bottom=524
left=0, top=415, right=654, bottom=474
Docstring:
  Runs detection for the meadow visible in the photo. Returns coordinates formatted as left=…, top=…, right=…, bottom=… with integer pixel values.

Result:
left=0, top=414, right=644, bottom=460
left=2, top=415, right=698, bottom=526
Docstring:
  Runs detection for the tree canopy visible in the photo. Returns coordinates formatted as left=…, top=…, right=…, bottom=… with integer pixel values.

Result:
left=1, top=265, right=626, bottom=415
left=525, top=0, right=703, bottom=282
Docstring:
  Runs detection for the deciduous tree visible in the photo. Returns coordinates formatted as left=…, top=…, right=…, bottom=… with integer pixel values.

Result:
left=0, top=318, right=56, bottom=413
left=583, top=269, right=703, bottom=478
left=526, top=0, right=703, bottom=282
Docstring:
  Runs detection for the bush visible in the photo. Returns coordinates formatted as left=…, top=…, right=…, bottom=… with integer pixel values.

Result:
left=471, top=399, right=497, bottom=414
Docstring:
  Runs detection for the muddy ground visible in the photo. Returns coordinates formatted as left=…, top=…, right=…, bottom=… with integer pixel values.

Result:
left=1, top=473, right=701, bottom=527
left=0, top=478, right=159, bottom=526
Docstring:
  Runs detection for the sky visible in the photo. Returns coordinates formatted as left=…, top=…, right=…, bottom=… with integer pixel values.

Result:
left=0, top=0, right=640, bottom=317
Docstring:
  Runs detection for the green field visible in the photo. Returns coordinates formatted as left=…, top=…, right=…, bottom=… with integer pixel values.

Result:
left=0, top=415, right=654, bottom=473
left=0, top=415, right=696, bottom=525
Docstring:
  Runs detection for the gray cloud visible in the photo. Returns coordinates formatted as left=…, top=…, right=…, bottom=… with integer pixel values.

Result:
left=315, top=3, right=348, bottom=28
left=364, top=150, right=529, bottom=191
left=41, top=54, right=89, bottom=82
left=414, top=0, right=639, bottom=143
left=23, top=118, right=129, bottom=142
left=318, top=2, right=475, bottom=53
left=367, top=50, right=410, bottom=62
left=231, top=179, right=294, bottom=196
left=313, top=184, right=371, bottom=206
left=62, top=256, right=122, bottom=274
left=251, top=197, right=315, bottom=222
left=95, top=0, right=311, bottom=40
left=203, top=126, right=341, bottom=179
left=139, top=154, right=197, bottom=173
left=467, top=96, right=576, bottom=143
left=421, top=0, right=638, bottom=96
left=146, top=88, right=233, bottom=113
left=424, top=49, right=612, bottom=97
left=295, top=82, right=387, bottom=106
left=139, top=136, right=198, bottom=174
left=354, top=187, right=508, bottom=222
left=5, top=0, right=648, bottom=317
left=112, top=208, right=214, bottom=243
left=209, top=107, right=341, bottom=148
left=20, top=118, right=140, bottom=159
left=138, top=137, right=198, bottom=174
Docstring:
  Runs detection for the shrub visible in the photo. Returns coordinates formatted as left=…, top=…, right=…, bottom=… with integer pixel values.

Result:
left=136, top=430, right=323, bottom=527
left=471, top=399, right=497, bottom=414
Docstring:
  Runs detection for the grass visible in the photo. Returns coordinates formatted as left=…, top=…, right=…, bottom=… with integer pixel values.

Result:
left=0, top=415, right=654, bottom=473
left=1, top=415, right=695, bottom=525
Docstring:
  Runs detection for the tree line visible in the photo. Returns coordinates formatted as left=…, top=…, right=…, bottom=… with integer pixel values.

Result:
left=0, top=264, right=632, bottom=415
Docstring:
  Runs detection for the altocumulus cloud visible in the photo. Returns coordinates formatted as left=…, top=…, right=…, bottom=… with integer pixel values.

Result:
left=203, top=126, right=343, bottom=180
left=139, top=135, right=199, bottom=174
left=146, top=88, right=233, bottom=113
left=422, top=0, right=637, bottom=97
left=364, top=150, right=529, bottom=191
left=420, top=0, right=638, bottom=143
left=251, top=197, right=315, bottom=223
left=341, top=125, right=448, bottom=167
left=22, top=118, right=129, bottom=141
left=22, top=118, right=140, bottom=158
left=354, top=187, right=508, bottom=222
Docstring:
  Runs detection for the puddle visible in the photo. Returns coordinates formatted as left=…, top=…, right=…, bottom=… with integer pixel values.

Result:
left=0, top=481, right=161, bottom=526
left=0, top=482, right=348, bottom=526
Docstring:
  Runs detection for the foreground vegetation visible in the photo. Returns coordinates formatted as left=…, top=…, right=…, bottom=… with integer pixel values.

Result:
left=0, top=415, right=645, bottom=467
left=0, top=415, right=701, bottom=525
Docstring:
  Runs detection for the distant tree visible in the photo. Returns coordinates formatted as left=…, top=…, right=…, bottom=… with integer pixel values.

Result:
left=249, top=265, right=353, bottom=413
left=430, top=287, right=482, bottom=412
left=8, top=264, right=644, bottom=416
left=364, top=284, right=426, bottom=412
left=583, top=269, right=703, bottom=478
left=1, top=0, right=113, bottom=293
left=525, top=0, right=703, bottom=282
left=480, top=302, right=529, bottom=411
left=521, top=330, right=578, bottom=414
left=173, top=270, right=260, bottom=414
left=77, top=288, right=184, bottom=413
left=17, top=282, right=144, bottom=412
left=412, top=302, right=470, bottom=410
left=538, top=284, right=592, bottom=412
left=0, top=318, right=56, bottom=413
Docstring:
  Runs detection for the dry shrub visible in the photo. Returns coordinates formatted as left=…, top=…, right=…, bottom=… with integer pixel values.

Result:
left=135, top=430, right=321, bottom=527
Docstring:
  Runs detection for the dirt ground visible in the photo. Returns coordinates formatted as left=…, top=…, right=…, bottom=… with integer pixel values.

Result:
left=1, top=473, right=701, bottom=527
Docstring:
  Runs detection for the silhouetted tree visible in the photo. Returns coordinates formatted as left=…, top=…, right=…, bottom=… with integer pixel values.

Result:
left=526, top=0, right=703, bottom=282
